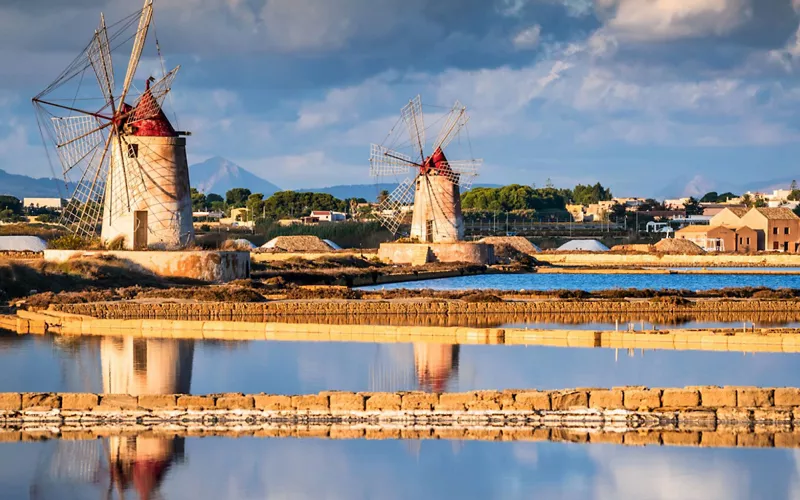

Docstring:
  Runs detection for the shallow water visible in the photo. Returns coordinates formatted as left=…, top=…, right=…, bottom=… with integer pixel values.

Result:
left=1, top=333, right=799, bottom=395
left=360, top=272, right=800, bottom=291
left=7, top=436, right=800, bottom=500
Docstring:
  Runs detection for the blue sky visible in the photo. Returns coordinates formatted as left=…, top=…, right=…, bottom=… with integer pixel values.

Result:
left=1, top=0, right=800, bottom=197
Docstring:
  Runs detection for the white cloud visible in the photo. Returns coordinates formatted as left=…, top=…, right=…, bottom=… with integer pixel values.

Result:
left=241, top=151, right=368, bottom=188
left=295, top=75, right=395, bottom=131
left=513, top=25, right=542, bottom=49
left=597, top=0, right=753, bottom=41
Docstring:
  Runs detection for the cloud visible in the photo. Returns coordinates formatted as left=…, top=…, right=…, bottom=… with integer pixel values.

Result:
left=597, top=0, right=754, bottom=41
left=513, top=25, right=542, bottom=49
left=240, top=151, right=368, bottom=188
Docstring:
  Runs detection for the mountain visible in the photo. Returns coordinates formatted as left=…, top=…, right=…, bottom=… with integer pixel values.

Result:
left=0, top=169, right=72, bottom=199
left=297, top=183, right=504, bottom=202
left=190, top=157, right=281, bottom=196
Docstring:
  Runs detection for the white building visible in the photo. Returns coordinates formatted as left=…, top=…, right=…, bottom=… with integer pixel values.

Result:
left=310, top=211, right=346, bottom=222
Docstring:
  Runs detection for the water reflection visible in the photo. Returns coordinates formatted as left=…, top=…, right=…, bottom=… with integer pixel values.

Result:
left=415, top=344, right=459, bottom=393
left=11, top=437, right=800, bottom=499
left=101, top=337, right=193, bottom=500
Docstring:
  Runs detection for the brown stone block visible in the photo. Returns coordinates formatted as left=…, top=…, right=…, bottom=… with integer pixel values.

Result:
left=330, top=392, right=365, bottom=412
left=466, top=399, right=501, bottom=411
left=22, top=393, right=61, bottom=410
left=0, top=431, right=21, bottom=443
left=774, top=388, right=800, bottom=407
left=512, top=391, right=551, bottom=411
left=662, top=389, right=700, bottom=408
left=62, top=393, right=98, bottom=411
left=292, top=395, right=329, bottom=411
left=752, top=408, right=791, bottom=424
left=551, top=429, right=588, bottom=443
left=402, top=392, right=438, bottom=411
left=662, top=431, right=700, bottom=447
left=436, top=393, right=474, bottom=411
left=60, top=430, right=95, bottom=441
left=737, top=433, right=773, bottom=448
left=216, top=394, right=255, bottom=410
left=774, top=432, right=800, bottom=448
left=623, top=431, right=661, bottom=446
left=700, top=387, right=737, bottom=408
left=365, top=393, right=401, bottom=411
left=589, top=432, right=624, bottom=445
left=701, top=431, right=737, bottom=448
left=177, top=395, right=216, bottom=410
left=465, top=428, right=502, bottom=441
left=623, top=389, right=662, bottom=410
left=589, top=390, right=623, bottom=409
left=0, top=393, right=21, bottom=411
left=254, top=428, right=283, bottom=438
left=365, top=428, right=401, bottom=440
left=737, top=388, right=774, bottom=408
left=138, top=395, right=177, bottom=409
left=255, top=395, right=292, bottom=411
left=401, top=428, right=433, bottom=440
left=99, top=394, right=138, bottom=410
left=295, top=426, right=331, bottom=438
left=329, top=427, right=365, bottom=440
left=552, top=390, right=588, bottom=410
left=436, top=428, right=467, bottom=440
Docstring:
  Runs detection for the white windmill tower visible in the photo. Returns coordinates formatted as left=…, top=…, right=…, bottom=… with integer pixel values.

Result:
left=33, top=0, right=194, bottom=250
left=369, top=95, right=482, bottom=243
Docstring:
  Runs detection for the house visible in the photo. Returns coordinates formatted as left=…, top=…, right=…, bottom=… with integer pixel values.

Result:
left=675, top=225, right=755, bottom=253
left=739, top=207, right=800, bottom=252
left=220, top=207, right=254, bottom=228
left=664, top=198, right=690, bottom=210
left=701, top=203, right=747, bottom=217
left=710, top=207, right=749, bottom=227
left=566, top=204, right=590, bottom=222
left=310, top=211, right=346, bottom=223
left=23, top=197, right=66, bottom=210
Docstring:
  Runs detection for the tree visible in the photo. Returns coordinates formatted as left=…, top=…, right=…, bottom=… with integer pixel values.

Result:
left=570, top=183, right=612, bottom=205
left=684, top=197, right=701, bottom=215
left=246, top=193, right=265, bottom=220
left=190, top=188, right=207, bottom=211
left=794, top=205, right=800, bottom=217
left=226, top=188, right=252, bottom=208
left=792, top=180, right=798, bottom=191
left=0, top=196, right=22, bottom=214
left=377, top=190, right=390, bottom=204
left=789, top=190, right=800, bottom=202
left=207, top=193, right=224, bottom=204
left=700, top=191, right=719, bottom=203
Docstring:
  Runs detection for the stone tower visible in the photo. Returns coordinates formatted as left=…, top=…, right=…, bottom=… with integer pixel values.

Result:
left=101, top=85, right=195, bottom=250
left=409, top=148, right=464, bottom=243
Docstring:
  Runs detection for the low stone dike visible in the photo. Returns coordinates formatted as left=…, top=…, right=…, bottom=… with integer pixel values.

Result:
left=536, top=253, right=800, bottom=268
left=3, top=387, right=800, bottom=448
left=50, top=298, right=800, bottom=320
left=6, top=310, right=800, bottom=353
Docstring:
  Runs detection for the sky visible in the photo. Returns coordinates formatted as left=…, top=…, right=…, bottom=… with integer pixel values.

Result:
left=2, top=0, right=800, bottom=198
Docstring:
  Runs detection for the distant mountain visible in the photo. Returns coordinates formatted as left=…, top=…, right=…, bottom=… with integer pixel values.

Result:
left=738, top=177, right=798, bottom=194
left=0, top=169, right=71, bottom=199
left=297, top=183, right=504, bottom=202
left=190, top=157, right=281, bottom=196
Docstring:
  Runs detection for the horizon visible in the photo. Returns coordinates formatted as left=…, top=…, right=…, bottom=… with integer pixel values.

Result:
left=2, top=1, right=800, bottom=199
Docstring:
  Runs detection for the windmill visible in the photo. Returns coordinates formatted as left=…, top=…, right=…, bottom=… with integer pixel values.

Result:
left=369, top=95, right=482, bottom=243
left=32, top=0, right=195, bottom=250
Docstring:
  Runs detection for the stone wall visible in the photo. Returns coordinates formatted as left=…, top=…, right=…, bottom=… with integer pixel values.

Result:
left=537, top=253, right=800, bottom=267
left=2, top=387, right=800, bottom=448
left=378, top=242, right=494, bottom=265
left=43, top=249, right=250, bottom=283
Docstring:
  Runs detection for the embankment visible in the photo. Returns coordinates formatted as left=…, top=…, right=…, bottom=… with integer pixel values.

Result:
left=3, top=386, right=800, bottom=448
left=536, top=253, right=800, bottom=268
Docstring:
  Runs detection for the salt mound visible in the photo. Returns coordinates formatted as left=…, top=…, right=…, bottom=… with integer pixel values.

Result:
left=261, top=235, right=334, bottom=252
left=479, top=236, right=540, bottom=255
left=0, top=236, right=47, bottom=252
left=223, top=238, right=257, bottom=250
left=557, top=239, right=610, bottom=252
left=323, top=239, right=343, bottom=250
left=654, top=238, right=706, bottom=255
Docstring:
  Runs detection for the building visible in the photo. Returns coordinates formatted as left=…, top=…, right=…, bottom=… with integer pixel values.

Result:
left=739, top=207, right=800, bottom=252
left=23, top=197, right=66, bottom=210
left=664, top=198, right=690, bottom=210
left=219, top=207, right=254, bottom=228
left=701, top=203, right=747, bottom=217
left=310, top=211, right=346, bottom=222
left=710, top=207, right=749, bottom=227
left=566, top=204, right=590, bottom=222
left=613, top=197, right=646, bottom=211
left=675, top=225, right=755, bottom=252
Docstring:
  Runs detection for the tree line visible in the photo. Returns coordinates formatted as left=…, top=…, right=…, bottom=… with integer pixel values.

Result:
left=461, top=182, right=613, bottom=212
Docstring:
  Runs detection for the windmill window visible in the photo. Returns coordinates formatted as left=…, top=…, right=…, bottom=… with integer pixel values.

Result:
left=127, top=143, right=139, bottom=158
left=785, top=227, right=790, bottom=235
left=773, top=227, right=778, bottom=235
left=133, top=339, right=147, bottom=374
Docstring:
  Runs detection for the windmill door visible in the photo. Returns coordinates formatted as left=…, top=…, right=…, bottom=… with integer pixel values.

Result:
left=133, top=211, right=148, bottom=250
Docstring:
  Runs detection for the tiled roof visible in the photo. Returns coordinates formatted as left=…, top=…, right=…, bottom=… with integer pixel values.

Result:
left=753, top=207, right=800, bottom=220
left=724, top=207, right=749, bottom=218
left=677, top=225, right=714, bottom=233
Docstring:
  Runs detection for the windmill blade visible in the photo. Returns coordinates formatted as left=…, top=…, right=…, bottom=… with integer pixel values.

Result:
left=375, top=177, right=417, bottom=235
left=51, top=115, right=108, bottom=176
left=432, top=159, right=482, bottom=190
left=129, top=66, right=180, bottom=123
left=401, top=95, right=425, bottom=161
left=433, top=101, right=469, bottom=152
left=87, top=15, right=115, bottom=107
left=369, top=144, right=418, bottom=178
left=60, top=132, right=114, bottom=238
left=444, top=159, right=483, bottom=177
left=119, top=0, right=153, bottom=106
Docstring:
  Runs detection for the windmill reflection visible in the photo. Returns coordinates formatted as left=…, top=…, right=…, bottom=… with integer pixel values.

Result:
left=102, top=337, right=194, bottom=500
left=414, top=343, right=460, bottom=393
